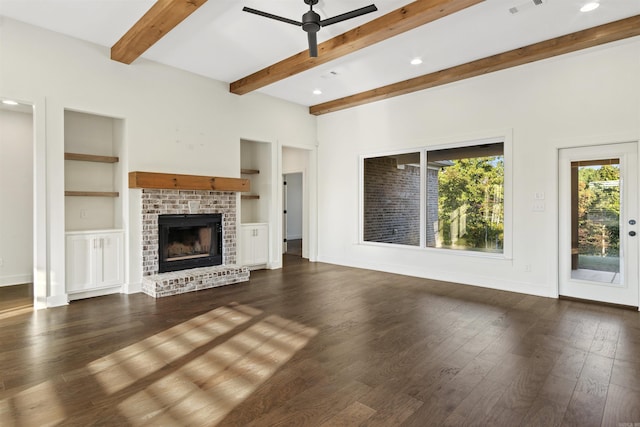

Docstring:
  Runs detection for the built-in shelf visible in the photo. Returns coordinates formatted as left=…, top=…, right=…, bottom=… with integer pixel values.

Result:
left=65, top=152, right=120, bottom=198
left=240, top=167, right=260, bottom=205
left=241, top=168, right=260, bottom=175
left=65, top=152, right=119, bottom=163
left=65, top=191, right=120, bottom=197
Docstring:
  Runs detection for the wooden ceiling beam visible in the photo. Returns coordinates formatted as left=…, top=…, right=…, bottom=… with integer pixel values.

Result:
left=111, top=0, right=207, bottom=65
left=229, top=0, right=484, bottom=95
left=309, top=15, right=640, bottom=115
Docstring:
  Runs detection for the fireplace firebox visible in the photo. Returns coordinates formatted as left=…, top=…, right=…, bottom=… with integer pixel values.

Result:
left=158, top=214, right=222, bottom=273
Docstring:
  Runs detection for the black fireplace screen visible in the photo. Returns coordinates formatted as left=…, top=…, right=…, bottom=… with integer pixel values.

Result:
left=158, top=214, right=222, bottom=273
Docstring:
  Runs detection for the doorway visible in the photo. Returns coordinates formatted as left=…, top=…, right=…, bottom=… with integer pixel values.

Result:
left=0, top=99, right=34, bottom=312
left=283, top=172, right=303, bottom=257
left=558, top=142, right=639, bottom=308
left=282, top=145, right=312, bottom=262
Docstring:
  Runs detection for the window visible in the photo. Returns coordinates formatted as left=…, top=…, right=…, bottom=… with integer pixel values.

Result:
left=362, top=152, right=421, bottom=246
left=361, top=135, right=510, bottom=257
left=426, top=142, right=504, bottom=253
left=572, top=159, right=620, bottom=275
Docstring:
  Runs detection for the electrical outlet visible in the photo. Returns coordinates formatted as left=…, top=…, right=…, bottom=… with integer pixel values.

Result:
left=80, top=209, right=88, bottom=219
left=524, top=264, right=532, bottom=272
left=0, top=257, right=4, bottom=267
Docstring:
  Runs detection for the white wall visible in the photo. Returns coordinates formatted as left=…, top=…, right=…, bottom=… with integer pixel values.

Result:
left=0, top=108, right=33, bottom=286
left=0, top=17, right=317, bottom=304
left=316, top=37, right=640, bottom=298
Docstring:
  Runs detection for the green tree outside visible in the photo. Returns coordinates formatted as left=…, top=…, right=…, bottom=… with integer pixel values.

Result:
left=437, top=156, right=504, bottom=251
left=577, top=164, right=620, bottom=260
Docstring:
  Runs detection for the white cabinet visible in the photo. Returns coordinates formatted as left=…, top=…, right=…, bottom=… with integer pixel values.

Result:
left=240, top=223, right=269, bottom=267
left=66, top=230, right=124, bottom=295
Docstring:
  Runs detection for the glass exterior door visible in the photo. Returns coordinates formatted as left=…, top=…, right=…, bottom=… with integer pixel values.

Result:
left=559, top=143, right=638, bottom=308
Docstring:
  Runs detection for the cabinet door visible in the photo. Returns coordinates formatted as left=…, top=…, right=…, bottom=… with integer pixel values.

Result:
left=99, top=233, right=123, bottom=286
left=239, top=226, right=255, bottom=266
left=240, top=224, right=269, bottom=266
left=253, top=225, right=269, bottom=265
left=66, top=235, right=94, bottom=292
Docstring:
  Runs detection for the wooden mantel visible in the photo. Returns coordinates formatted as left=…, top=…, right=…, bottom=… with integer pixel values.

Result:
left=128, top=171, right=250, bottom=192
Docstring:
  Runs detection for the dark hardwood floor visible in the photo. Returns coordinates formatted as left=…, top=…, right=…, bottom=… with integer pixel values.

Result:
left=1, top=256, right=639, bottom=426
left=285, top=239, right=302, bottom=257
left=0, top=282, right=32, bottom=318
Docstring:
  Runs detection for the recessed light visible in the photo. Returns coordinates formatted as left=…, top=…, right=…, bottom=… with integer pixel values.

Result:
left=312, top=89, right=322, bottom=95
left=580, top=1, right=599, bottom=12
left=2, top=100, right=19, bottom=106
left=410, top=57, right=423, bottom=65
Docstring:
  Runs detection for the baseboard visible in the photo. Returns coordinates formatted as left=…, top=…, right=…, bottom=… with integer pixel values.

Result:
left=47, top=294, right=68, bottom=307
left=559, top=295, right=638, bottom=311
left=123, top=281, right=141, bottom=294
left=68, top=286, right=122, bottom=301
left=316, top=255, right=555, bottom=299
left=269, top=260, right=283, bottom=270
left=0, top=274, right=33, bottom=287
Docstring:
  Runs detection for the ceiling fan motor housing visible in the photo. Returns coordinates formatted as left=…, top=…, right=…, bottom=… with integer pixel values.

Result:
left=302, top=10, right=321, bottom=32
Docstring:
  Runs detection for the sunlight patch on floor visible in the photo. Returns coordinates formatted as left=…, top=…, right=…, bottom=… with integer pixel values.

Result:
left=116, top=314, right=318, bottom=426
left=88, top=303, right=258, bottom=394
left=0, top=304, right=32, bottom=321
left=0, top=379, right=66, bottom=426
left=0, top=302, right=317, bottom=426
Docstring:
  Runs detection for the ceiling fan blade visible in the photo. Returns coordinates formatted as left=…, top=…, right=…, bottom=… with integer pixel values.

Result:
left=242, top=7, right=302, bottom=27
left=320, top=4, right=377, bottom=27
left=307, top=32, right=318, bottom=57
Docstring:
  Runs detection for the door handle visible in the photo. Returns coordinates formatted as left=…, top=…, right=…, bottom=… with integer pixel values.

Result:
left=629, top=231, right=636, bottom=237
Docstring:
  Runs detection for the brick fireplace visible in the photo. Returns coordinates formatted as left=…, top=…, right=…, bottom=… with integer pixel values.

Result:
left=138, top=187, right=249, bottom=298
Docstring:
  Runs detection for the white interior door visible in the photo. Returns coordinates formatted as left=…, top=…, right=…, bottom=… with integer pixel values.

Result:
left=559, top=142, right=638, bottom=308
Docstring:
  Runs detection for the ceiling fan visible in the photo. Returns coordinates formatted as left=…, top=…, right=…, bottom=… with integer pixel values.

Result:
left=242, top=0, right=378, bottom=57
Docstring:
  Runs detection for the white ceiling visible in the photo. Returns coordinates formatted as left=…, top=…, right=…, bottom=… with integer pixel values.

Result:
left=1, top=0, right=639, bottom=108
